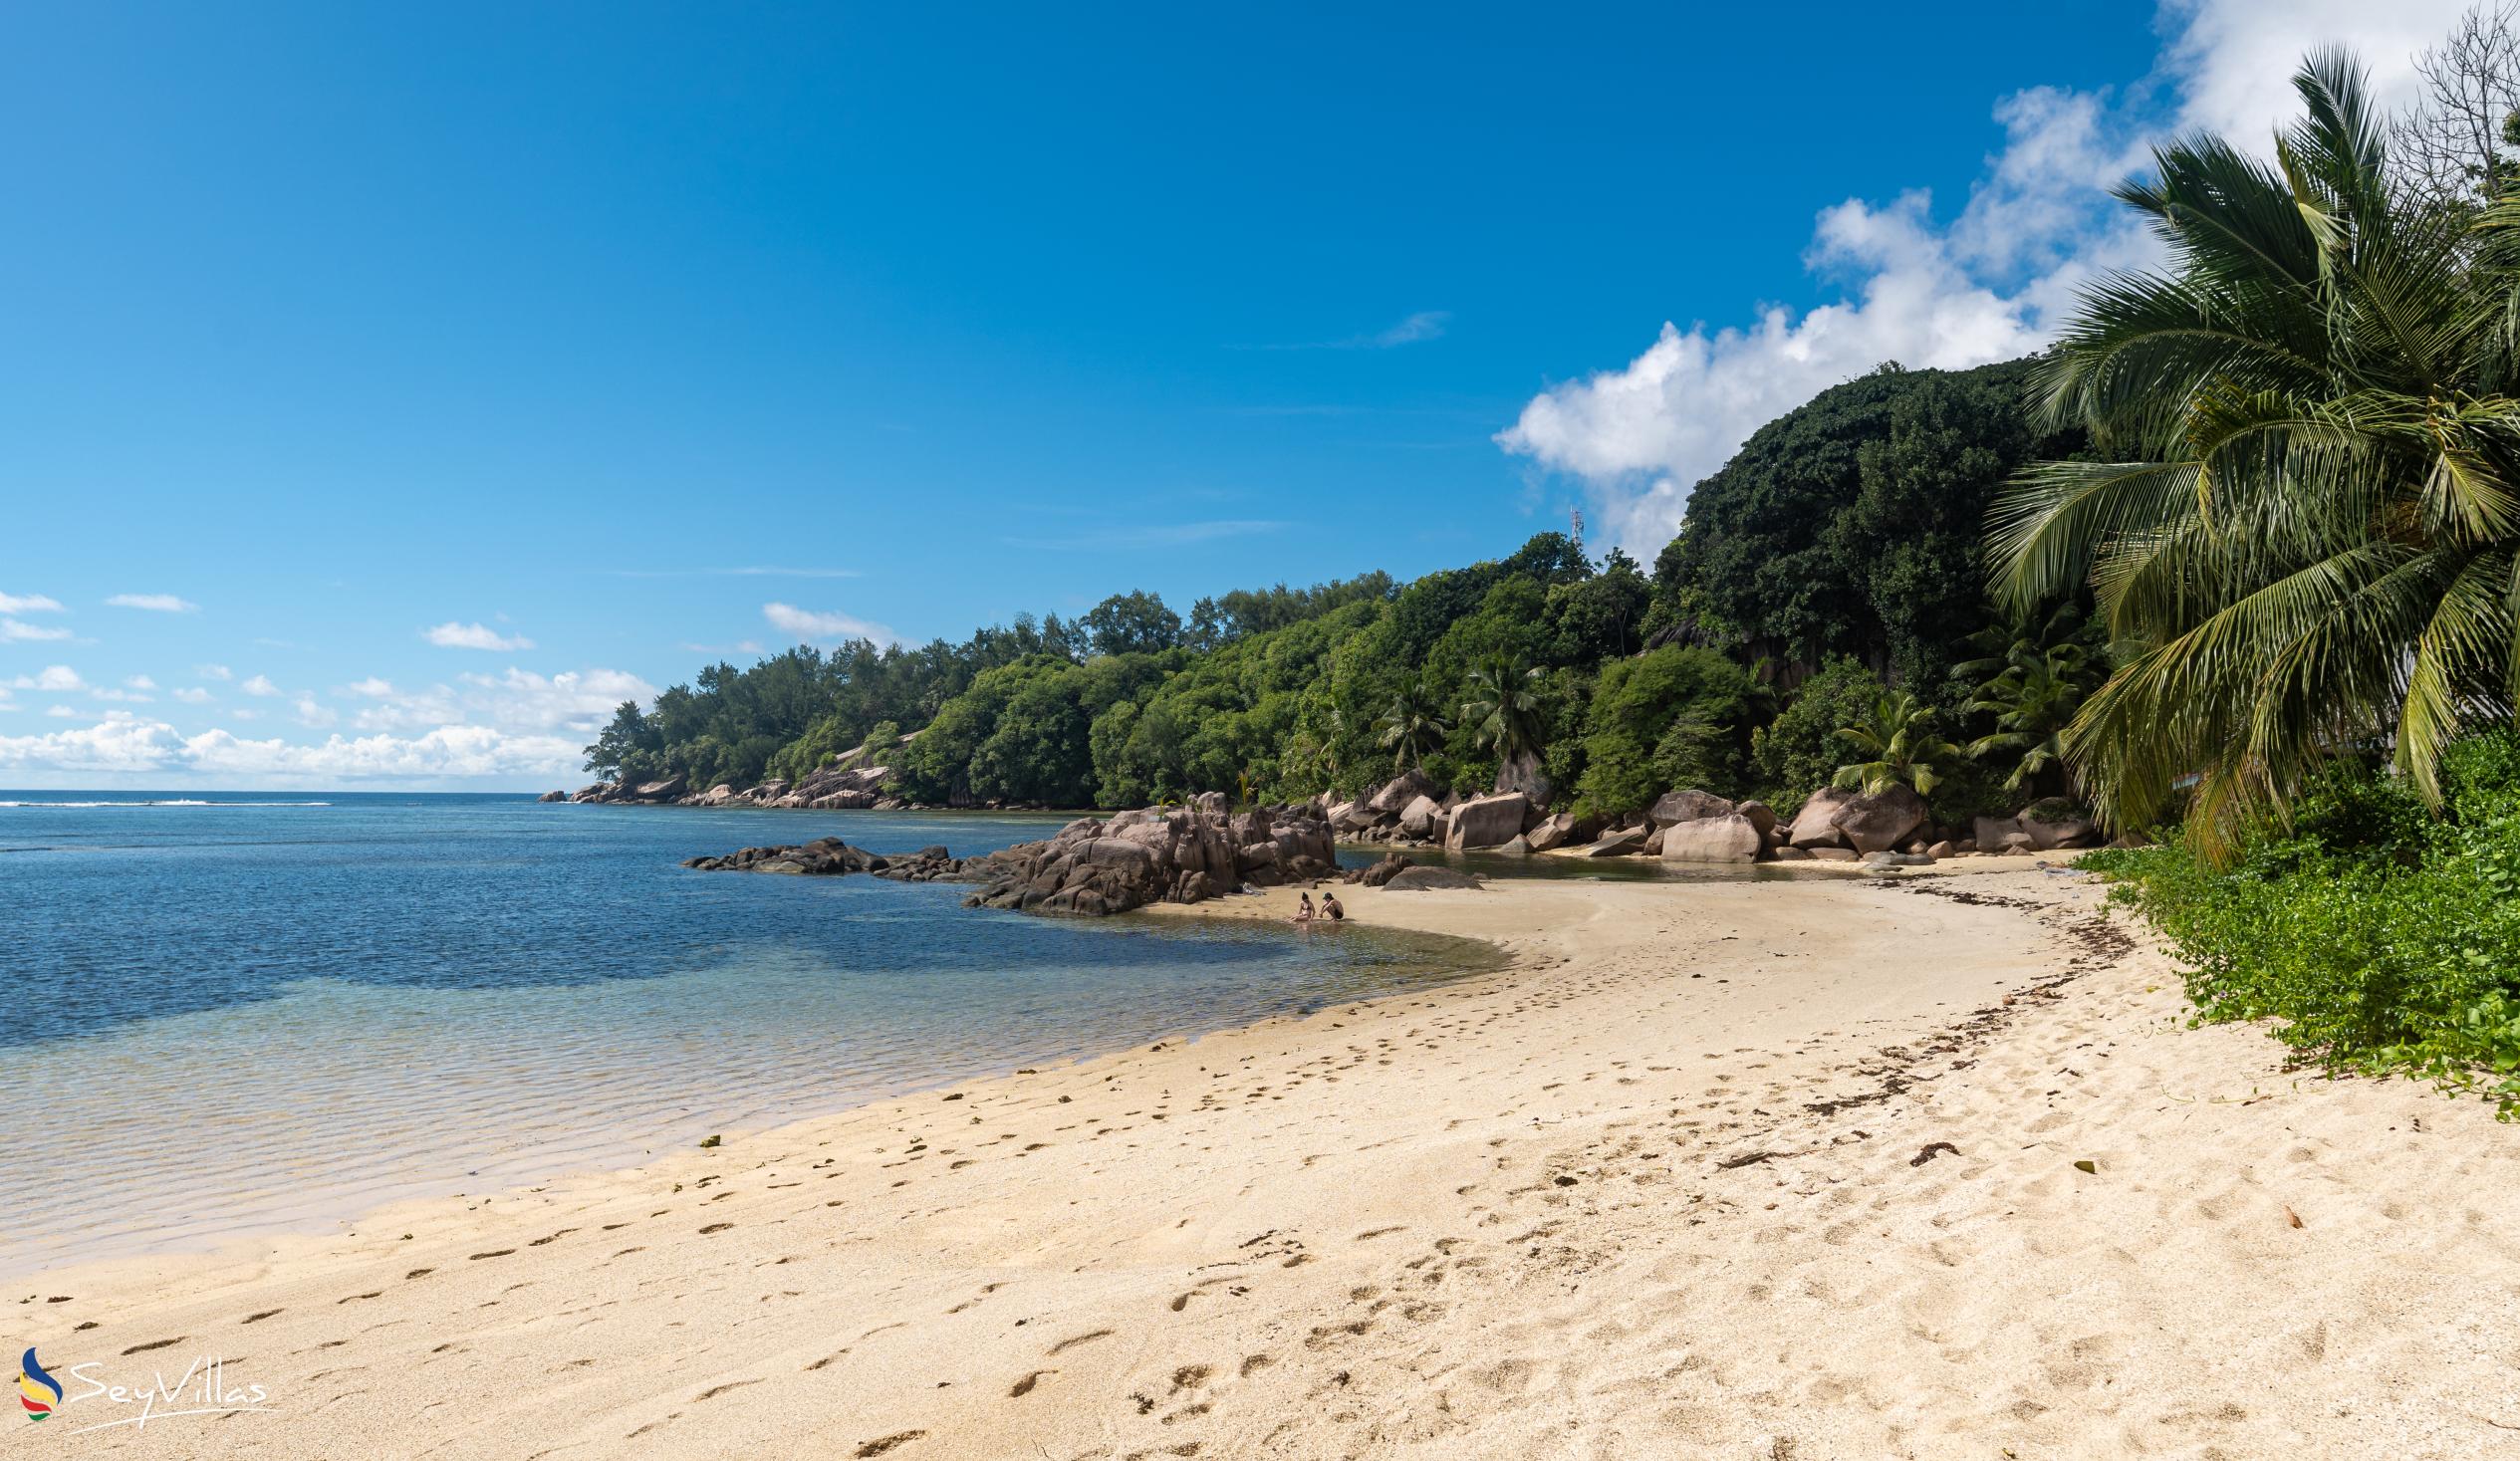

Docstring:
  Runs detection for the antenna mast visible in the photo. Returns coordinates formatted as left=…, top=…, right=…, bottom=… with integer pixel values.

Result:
left=1570, top=506, right=1586, bottom=559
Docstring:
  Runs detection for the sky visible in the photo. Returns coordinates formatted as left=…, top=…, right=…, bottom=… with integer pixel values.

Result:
left=0, top=0, right=2485, bottom=788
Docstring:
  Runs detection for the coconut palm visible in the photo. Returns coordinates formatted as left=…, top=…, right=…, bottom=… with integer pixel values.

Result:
left=1462, top=653, right=1547, bottom=786
left=1832, top=690, right=1960, bottom=796
left=1958, top=605, right=2104, bottom=795
left=1988, top=49, right=2520, bottom=855
left=1377, top=676, right=1450, bottom=773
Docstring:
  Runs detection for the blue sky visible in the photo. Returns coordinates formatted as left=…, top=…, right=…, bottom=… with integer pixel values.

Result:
left=0, top=2, right=2466, bottom=786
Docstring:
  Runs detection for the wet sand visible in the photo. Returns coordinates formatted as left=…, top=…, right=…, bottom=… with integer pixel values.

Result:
left=24, top=863, right=2520, bottom=1459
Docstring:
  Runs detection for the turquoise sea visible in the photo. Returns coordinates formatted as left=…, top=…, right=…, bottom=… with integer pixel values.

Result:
left=0, top=793, right=1499, bottom=1278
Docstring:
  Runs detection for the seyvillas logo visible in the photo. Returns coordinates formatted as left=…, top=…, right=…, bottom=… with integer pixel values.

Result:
left=18, top=1348, right=62, bottom=1420
left=13, top=1347, right=275, bottom=1434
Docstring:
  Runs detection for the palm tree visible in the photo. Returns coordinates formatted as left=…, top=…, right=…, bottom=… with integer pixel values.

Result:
left=1462, top=652, right=1547, bottom=790
left=1833, top=690, right=1959, bottom=796
left=1958, top=606, right=2104, bottom=795
left=1988, top=49, right=2520, bottom=855
left=1377, top=676, right=1449, bottom=773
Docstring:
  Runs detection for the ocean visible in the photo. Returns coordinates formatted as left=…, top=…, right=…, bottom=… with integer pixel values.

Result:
left=0, top=793, right=1498, bottom=1278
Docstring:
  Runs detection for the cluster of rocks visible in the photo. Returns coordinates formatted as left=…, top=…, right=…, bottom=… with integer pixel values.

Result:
left=680, top=840, right=964, bottom=881
left=562, top=760, right=927, bottom=812
left=957, top=794, right=1340, bottom=917
left=1315, top=768, right=2110, bottom=871
left=1343, top=853, right=1484, bottom=891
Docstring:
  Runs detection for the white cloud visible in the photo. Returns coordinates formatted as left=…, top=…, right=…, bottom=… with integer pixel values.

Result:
left=173, top=686, right=214, bottom=704
left=126, top=674, right=156, bottom=690
left=764, top=603, right=899, bottom=645
left=0, top=714, right=585, bottom=781
left=1495, top=0, right=2475, bottom=555
left=454, top=666, right=656, bottom=734
left=0, top=592, right=64, bottom=614
left=231, top=708, right=260, bottom=721
left=90, top=686, right=154, bottom=703
left=341, top=665, right=655, bottom=736
left=106, top=593, right=200, bottom=612
left=293, top=695, right=337, bottom=728
left=423, top=620, right=535, bottom=651
left=241, top=674, right=281, bottom=697
left=196, top=664, right=232, bottom=680
left=9, top=666, right=86, bottom=693
left=0, top=618, right=73, bottom=642
left=45, top=705, right=75, bottom=719
left=346, top=677, right=396, bottom=697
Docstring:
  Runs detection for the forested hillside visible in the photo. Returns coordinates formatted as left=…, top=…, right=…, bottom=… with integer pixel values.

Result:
left=588, top=357, right=2092, bottom=822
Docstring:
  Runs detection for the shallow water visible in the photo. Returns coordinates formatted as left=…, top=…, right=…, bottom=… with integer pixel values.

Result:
left=0, top=794, right=1497, bottom=1277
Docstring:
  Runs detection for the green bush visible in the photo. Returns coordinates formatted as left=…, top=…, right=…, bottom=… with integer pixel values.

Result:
left=2083, top=746, right=2520, bottom=1114
left=1748, top=657, right=1880, bottom=814
left=1571, top=646, right=1756, bottom=816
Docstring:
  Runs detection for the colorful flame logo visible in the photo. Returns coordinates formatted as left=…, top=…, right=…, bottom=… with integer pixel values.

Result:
left=18, top=1347, right=62, bottom=1421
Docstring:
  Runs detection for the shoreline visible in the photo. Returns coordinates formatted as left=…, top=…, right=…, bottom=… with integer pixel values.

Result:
left=26, top=865, right=2520, bottom=1458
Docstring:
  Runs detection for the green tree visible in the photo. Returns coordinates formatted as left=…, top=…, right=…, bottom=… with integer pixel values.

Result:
left=1574, top=645, right=1757, bottom=814
left=1377, top=674, right=1450, bottom=773
left=1748, top=658, right=1883, bottom=809
left=1081, top=591, right=1182, bottom=657
left=1958, top=606, right=2104, bottom=796
left=1658, top=359, right=2083, bottom=685
left=1833, top=690, right=1959, bottom=796
left=1462, top=651, right=1547, bottom=790
left=1990, top=50, right=2520, bottom=853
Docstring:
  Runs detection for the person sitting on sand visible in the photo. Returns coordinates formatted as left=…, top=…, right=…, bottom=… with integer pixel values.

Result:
left=1294, top=892, right=1315, bottom=923
left=1321, top=891, right=1344, bottom=922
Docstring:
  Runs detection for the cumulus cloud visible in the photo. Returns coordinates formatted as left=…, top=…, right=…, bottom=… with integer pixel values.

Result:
left=196, top=664, right=232, bottom=680
left=0, top=714, right=585, bottom=780
left=423, top=620, right=535, bottom=651
left=106, top=593, right=199, bottom=612
left=0, top=592, right=64, bottom=614
left=293, top=695, right=337, bottom=728
left=172, top=686, right=214, bottom=705
left=346, top=677, right=395, bottom=697
left=241, top=674, right=281, bottom=697
left=0, top=618, right=73, bottom=642
left=9, top=666, right=86, bottom=693
left=344, top=666, right=657, bottom=736
left=764, top=603, right=899, bottom=645
left=1496, top=0, right=2474, bottom=555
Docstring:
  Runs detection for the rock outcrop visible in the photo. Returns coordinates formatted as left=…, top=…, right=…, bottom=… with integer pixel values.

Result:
left=682, top=840, right=962, bottom=881
left=1445, top=792, right=1530, bottom=852
left=1382, top=864, right=1485, bottom=891
left=1787, top=788, right=1856, bottom=849
left=1367, top=768, right=1442, bottom=816
left=536, top=790, right=570, bottom=803
left=1660, top=813, right=1764, bottom=863
left=1646, top=789, right=1734, bottom=828
left=1830, top=785, right=1929, bottom=853
left=957, top=804, right=1337, bottom=917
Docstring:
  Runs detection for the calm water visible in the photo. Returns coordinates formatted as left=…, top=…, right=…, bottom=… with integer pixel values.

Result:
left=0, top=793, right=1497, bottom=1277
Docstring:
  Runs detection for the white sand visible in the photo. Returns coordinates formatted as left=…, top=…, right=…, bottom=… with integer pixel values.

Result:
left=23, top=864, right=2520, bottom=1459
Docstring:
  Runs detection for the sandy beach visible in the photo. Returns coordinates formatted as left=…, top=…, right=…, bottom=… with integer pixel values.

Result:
left=22, top=864, right=2520, bottom=1459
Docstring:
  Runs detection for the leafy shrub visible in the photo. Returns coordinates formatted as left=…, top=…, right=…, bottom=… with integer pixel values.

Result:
left=1748, top=657, right=1880, bottom=813
left=2083, top=748, right=2520, bottom=1114
left=1571, top=646, right=1756, bottom=816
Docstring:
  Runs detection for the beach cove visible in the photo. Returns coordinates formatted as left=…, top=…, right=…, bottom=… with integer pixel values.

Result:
left=22, top=863, right=2520, bottom=1459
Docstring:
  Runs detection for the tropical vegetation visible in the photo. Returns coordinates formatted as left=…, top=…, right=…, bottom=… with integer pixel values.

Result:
left=2045, top=33, right=2520, bottom=1112
left=588, top=19, right=2520, bottom=1105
